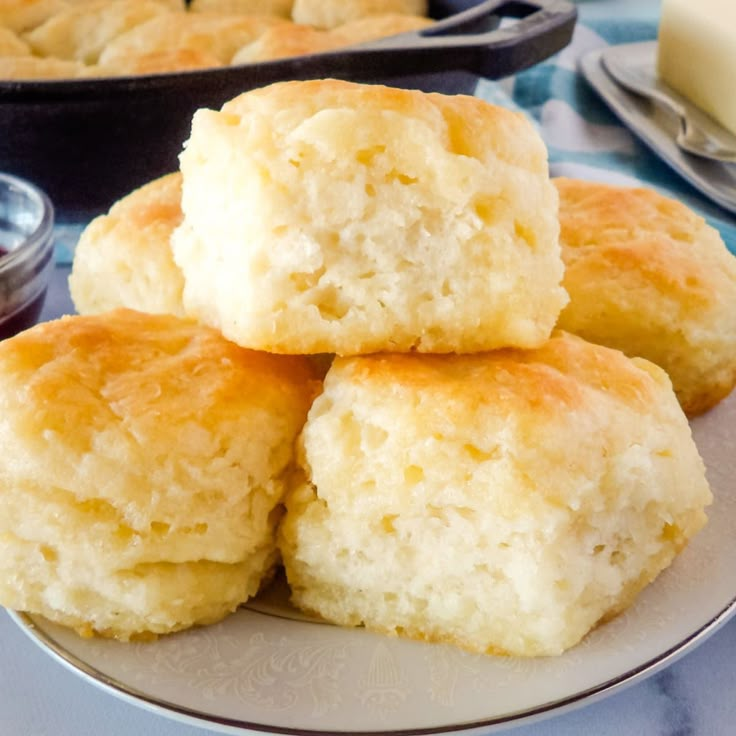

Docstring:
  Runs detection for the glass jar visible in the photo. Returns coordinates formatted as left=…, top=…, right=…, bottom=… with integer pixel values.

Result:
left=0, top=173, right=55, bottom=341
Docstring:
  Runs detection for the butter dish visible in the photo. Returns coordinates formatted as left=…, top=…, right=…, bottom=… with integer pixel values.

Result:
left=580, top=42, right=736, bottom=216
left=657, top=0, right=736, bottom=144
left=602, top=43, right=736, bottom=164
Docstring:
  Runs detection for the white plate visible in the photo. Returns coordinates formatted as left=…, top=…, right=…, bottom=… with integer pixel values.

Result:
left=8, top=386, right=736, bottom=735
left=579, top=42, right=736, bottom=216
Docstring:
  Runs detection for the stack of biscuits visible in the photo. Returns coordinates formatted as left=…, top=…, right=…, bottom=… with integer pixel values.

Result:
left=2, top=75, right=733, bottom=657
left=0, top=0, right=432, bottom=79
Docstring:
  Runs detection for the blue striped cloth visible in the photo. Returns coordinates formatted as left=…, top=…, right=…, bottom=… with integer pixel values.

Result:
left=476, top=0, right=736, bottom=255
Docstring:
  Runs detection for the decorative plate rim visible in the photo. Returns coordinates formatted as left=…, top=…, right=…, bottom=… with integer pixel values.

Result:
left=7, top=593, right=736, bottom=736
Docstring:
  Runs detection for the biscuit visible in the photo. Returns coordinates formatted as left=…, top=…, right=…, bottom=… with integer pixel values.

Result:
left=189, top=0, right=293, bottom=17
left=23, top=0, right=174, bottom=64
left=231, top=15, right=432, bottom=65
left=0, top=26, right=31, bottom=55
left=64, top=0, right=185, bottom=8
left=69, top=173, right=186, bottom=316
left=0, top=54, right=94, bottom=78
left=0, top=309, right=319, bottom=640
left=99, top=12, right=284, bottom=67
left=105, top=46, right=223, bottom=75
left=0, top=0, right=68, bottom=33
left=231, top=22, right=335, bottom=63
left=554, top=177, right=736, bottom=416
left=173, top=79, right=566, bottom=355
left=291, top=0, right=428, bottom=29
left=279, top=332, right=712, bottom=657
left=330, top=13, right=434, bottom=44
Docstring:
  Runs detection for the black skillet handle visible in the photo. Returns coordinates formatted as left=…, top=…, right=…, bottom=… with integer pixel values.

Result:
left=471, top=0, right=578, bottom=78
left=354, top=0, right=577, bottom=81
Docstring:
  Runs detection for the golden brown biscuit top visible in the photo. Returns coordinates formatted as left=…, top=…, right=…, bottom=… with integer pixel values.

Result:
left=291, top=0, right=428, bottom=29
left=112, top=47, right=223, bottom=74
left=554, top=177, right=719, bottom=305
left=221, top=78, right=547, bottom=173
left=330, top=332, right=666, bottom=418
left=0, top=25, right=30, bottom=54
left=330, top=13, right=433, bottom=44
left=0, top=0, right=67, bottom=33
left=22, top=0, right=176, bottom=63
left=189, top=0, right=293, bottom=15
left=0, top=309, right=319, bottom=449
left=106, top=170, right=182, bottom=229
left=98, top=11, right=286, bottom=65
left=232, top=22, right=335, bottom=63
left=555, top=176, right=703, bottom=248
left=2, top=0, right=432, bottom=77
left=0, top=54, right=91, bottom=77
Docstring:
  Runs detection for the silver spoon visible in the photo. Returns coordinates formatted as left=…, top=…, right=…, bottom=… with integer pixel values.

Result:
left=602, top=50, right=736, bottom=164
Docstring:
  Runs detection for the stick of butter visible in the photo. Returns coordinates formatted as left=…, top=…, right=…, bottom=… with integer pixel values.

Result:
left=657, top=0, right=736, bottom=137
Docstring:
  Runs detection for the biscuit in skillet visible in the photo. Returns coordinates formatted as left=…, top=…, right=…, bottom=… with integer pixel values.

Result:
left=291, top=0, right=427, bottom=29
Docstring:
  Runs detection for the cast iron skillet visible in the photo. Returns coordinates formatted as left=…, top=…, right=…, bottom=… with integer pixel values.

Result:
left=0, top=0, right=576, bottom=217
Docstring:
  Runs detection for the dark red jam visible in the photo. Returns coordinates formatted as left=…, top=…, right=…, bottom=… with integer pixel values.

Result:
left=0, top=288, right=47, bottom=340
left=1, top=244, right=49, bottom=340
